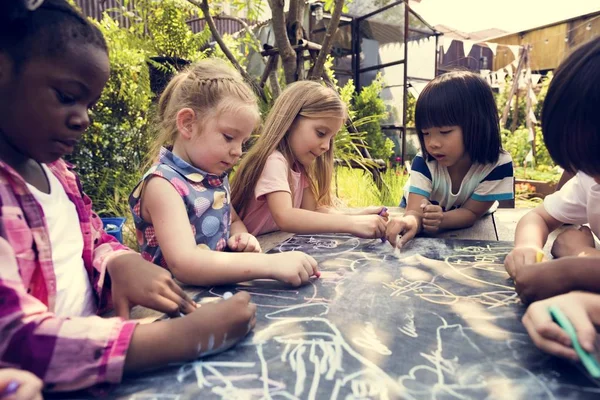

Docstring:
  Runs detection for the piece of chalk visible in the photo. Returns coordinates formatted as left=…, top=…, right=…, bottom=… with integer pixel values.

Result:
left=0, top=381, right=20, bottom=397
left=549, top=305, right=600, bottom=378
left=223, top=291, right=233, bottom=300
left=536, top=251, right=544, bottom=263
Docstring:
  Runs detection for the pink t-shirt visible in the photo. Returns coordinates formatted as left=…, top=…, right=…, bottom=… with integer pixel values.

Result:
left=242, top=151, right=307, bottom=236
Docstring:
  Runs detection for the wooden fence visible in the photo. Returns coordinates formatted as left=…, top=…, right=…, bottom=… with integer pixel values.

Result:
left=74, top=0, right=246, bottom=35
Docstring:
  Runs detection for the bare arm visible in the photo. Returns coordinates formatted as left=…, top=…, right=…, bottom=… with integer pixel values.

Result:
left=515, top=256, right=600, bottom=304
left=438, top=199, right=495, bottom=231
left=125, top=292, right=256, bottom=373
left=142, top=177, right=272, bottom=285
left=268, top=189, right=355, bottom=234
left=230, top=207, right=248, bottom=235
left=560, top=256, right=600, bottom=292
left=515, top=205, right=563, bottom=249
left=267, top=188, right=386, bottom=238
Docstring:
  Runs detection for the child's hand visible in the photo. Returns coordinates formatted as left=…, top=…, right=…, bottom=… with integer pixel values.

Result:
left=514, top=259, right=573, bottom=305
left=386, top=215, right=419, bottom=247
left=228, top=233, right=262, bottom=253
left=269, top=251, right=319, bottom=286
left=420, top=200, right=443, bottom=234
left=522, top=292, right=598, bottom=361
left=108, top=253, right=197, bottom=319
left=0, top=368, right=43, bottom=400
left=355, top=206, right=389, bottom=218
left=348, top=215, right=387, bottom=239
left=186, top=291, right=256, bottom=357
left=504, top=245, right=544, bottom=278
left=551, top=226, right=596, bottom=258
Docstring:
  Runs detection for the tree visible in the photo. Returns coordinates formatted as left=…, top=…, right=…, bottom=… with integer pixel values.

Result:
left=187, top=0, right=346, bottom=90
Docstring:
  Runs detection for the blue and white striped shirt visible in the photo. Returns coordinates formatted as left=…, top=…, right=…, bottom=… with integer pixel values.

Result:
left=404, top=151, right=514, bottom=211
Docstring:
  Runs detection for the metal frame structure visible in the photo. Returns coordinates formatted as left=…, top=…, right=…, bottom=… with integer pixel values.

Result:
left=311, top=0, right=439, bottom=163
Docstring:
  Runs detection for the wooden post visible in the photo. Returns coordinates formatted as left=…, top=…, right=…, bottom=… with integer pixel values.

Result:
left=523, top=45, right=536, bottom=158
left=510, top=89, right=519, bottom=133
left=500, top=46, right=526, bottom=129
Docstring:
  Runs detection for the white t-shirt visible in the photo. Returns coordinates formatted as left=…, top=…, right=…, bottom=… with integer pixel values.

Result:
left=26, top=164, right=96, bottom=317
left=544, top=172, right=600, bottom=238
left=405, top=151, right=514, bottom=211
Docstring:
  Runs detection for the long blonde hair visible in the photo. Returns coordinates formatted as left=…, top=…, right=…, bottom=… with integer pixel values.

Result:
left=231, top=81, right=347, bottom=217
left=148, top=58, right=260, bottom=164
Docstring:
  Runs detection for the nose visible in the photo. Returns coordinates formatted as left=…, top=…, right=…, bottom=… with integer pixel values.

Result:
left=426, top=135, right=441, bottom=150
left=230, top=142, right=243, bottom=158
left=320, top=138, right=330, bottom=152
left=67, top=107, right=90, bottom=132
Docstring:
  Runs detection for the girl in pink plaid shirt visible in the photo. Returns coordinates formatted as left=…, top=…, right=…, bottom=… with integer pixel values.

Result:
left=0, top=0, right=255, bottom=393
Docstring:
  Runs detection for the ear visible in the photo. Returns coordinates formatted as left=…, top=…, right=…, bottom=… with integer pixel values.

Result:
left=0, top=52, right=15, bottom=87
left=176, top=108, right=197, bottom=140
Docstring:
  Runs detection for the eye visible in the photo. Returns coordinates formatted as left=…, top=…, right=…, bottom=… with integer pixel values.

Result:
left=54, top=89, right=76, bottom=105
left=223, top=134, right=234, bottom=142
left=422, top=131, right=430, bottom=136
left=316, top=131, right=326, bottom=138
left=440, top=129, right=453, bottom=135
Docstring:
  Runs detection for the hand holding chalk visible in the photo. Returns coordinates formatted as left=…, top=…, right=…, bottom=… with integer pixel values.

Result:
left=223, top=291, right=233, bottom=300
left=0, top=369, right=42, bottom=400
left=0, top=381, right=19, bottom=398
left=536, top=250, right=544, bottom=263
left=420, top=199, right=444, bottom=234
left=549, top=305, right=600, bottom=378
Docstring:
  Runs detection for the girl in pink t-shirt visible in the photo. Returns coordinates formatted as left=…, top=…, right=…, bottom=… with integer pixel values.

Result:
left=231, top=81, right=388, bottom=237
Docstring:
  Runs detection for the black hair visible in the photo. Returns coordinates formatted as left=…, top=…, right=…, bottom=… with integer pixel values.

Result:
left=542, top=37, right=600, bottom=176
left=414, top=70, right=502, bottom=164
left=0, top=0, right=107, bottom=69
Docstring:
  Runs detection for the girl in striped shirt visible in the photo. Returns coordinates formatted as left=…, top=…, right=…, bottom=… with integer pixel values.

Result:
left=386, top=71, right=514, bottom=247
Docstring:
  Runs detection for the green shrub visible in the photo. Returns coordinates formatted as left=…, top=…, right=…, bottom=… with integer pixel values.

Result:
left=501, top=126, right=553, bottom=168
left=513, top=167, right=561, bottom=184
left=67, top=14, right=154, bottom=213
left=353, top=74, right=393, bottom=161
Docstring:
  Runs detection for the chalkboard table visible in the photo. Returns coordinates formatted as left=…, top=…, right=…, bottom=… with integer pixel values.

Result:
left=89, top=234, right=600, bottom=399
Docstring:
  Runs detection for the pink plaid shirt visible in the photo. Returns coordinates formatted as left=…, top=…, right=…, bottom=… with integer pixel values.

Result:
left=0, top=159, right=138, bottom=391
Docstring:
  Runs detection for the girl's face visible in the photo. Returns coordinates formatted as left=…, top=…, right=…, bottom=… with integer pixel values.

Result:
left=185, top=106, right=257, bottom=176
left=288, top=116, right=343, bottom=168
left=422, top=125, right=469, bottom=168
left=0, top=44, right=110, bottom=164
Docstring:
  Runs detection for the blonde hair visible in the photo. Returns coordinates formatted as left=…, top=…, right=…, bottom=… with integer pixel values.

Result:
left=231, top=81, right=347, bottom=217
left=148, top=58, right=260, bottom=163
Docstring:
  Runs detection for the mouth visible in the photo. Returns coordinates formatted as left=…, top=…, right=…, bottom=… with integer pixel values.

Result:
left=431, top=153, right=446, bottom=160
left=309, top=152, right=319, bottom=158
left=53, top=138, right=79, bottom=154
left=220, top=161, right=232, bottom=168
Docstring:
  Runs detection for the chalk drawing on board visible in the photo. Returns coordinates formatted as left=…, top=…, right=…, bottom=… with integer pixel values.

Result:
left=104, top=234, right=600, bottom=400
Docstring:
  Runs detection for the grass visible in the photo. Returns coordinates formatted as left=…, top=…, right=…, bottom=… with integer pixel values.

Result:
left=334, top=166, right=541, bottom=209
left=334, top=166, right=408, bottom=207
